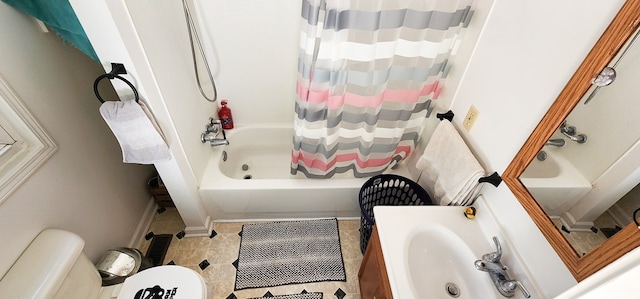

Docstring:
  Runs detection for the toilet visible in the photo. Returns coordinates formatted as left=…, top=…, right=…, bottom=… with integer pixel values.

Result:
left=0, top=229, right=211, bottom=299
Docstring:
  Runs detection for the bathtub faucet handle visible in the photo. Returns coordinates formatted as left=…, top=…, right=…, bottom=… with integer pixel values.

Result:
left=201, top=118, right=228, bottom=146
left=209, top=117, right=221, bottom=125
left=205, top=123, right=219, bottom=134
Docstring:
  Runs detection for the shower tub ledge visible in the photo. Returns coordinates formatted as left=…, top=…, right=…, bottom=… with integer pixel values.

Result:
left=198, top=124, right=414, bottom=220
left=520, top=148, right=592, bottom=217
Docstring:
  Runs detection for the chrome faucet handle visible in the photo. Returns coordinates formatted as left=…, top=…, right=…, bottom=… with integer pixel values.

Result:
left=482, top=236, right=502, bottom=263
left=560, top=123, right=576, bottom=136
left=501, top=280, right=531, bottom=298
left=205, top=123, right=219, bottom=134
left=200, top=132, right=211, bottom=143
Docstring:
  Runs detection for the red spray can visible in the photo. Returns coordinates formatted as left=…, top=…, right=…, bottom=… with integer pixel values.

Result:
left=218, top=100, right=234, bottom=129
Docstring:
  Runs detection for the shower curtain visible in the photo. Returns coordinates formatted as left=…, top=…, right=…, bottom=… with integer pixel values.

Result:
left=292, top=0, right=473, bottom=178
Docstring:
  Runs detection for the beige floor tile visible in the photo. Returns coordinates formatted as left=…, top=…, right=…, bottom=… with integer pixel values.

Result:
left=140, top=213, right=362, bottom=299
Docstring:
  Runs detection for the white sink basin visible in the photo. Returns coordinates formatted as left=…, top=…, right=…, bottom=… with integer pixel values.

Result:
left=374, top=205, right=508, bottom=299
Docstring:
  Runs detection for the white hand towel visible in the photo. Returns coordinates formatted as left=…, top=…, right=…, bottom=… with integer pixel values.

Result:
left=100, top=99, right=171, bottom=164
left=416, top=121, right=485, bottom=205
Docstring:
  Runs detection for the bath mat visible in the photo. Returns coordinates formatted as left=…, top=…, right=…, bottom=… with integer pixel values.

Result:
left=248, top=292, right=323, bottom=299
left=234, top=218, right=345, bottom=290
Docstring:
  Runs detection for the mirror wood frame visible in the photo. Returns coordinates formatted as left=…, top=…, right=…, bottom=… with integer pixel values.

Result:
left=503, top=0, right=640, bottom=281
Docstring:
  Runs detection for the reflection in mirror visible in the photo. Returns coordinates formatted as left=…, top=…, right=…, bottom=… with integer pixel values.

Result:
left=504, top=0, right=640, bottom=281
left=520, top=24, right=640, bottom=256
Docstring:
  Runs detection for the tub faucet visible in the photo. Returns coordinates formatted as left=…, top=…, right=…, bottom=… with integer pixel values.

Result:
left=545, top=138, right=565, bottom=147
left=201, top=118, right=229, bottom=146
left=474, top=237, right=531, bottom=298
left=560, top=121, right=587, bottom=144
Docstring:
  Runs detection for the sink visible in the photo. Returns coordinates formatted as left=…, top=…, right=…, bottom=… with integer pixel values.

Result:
left=373, top=203, right=529, bottom=298
left=406, top=225, right=498, bottom=298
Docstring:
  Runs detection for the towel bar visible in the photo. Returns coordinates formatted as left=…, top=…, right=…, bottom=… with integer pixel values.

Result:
left=435, top=110, right=502, bottom=188
left=94, top=63, right=139, bottom=103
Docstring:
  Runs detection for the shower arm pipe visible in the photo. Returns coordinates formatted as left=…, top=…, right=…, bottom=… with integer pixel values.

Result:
left=181, top=0, right=217, bottom=102
left=584, top=26, right=640, bottom=105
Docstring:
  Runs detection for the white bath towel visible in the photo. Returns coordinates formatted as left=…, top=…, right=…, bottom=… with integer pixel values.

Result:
left=99, top=99, right=171, bottom=164
left=416, top=121, right=485, bottom=205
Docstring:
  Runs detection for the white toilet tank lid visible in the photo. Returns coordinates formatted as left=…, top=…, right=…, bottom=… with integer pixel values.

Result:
left=117, top=265, right=208, bottom=299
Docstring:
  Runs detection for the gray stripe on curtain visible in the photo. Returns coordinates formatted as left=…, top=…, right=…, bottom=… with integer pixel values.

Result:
left=298, top=58, right=447, bottom=86
left=293, top=132, right=420, bottom=157
left=295, top=100, right=431, bottom=124
left=302, top=0, right=470, bottom=31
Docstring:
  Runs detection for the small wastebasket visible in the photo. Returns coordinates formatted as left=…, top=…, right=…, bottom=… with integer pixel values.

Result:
left=358, top=174, right=433, bottom=254
left=95, top=247, right=144, bottom=286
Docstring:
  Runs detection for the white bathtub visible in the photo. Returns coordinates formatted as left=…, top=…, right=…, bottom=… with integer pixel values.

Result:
left=520, top=148, right=592, bottom=217
left=198, top=124, right=414, bottom=220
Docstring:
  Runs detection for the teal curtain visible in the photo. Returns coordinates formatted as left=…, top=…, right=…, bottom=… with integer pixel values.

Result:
left=2, top=0, right=99, bottom=62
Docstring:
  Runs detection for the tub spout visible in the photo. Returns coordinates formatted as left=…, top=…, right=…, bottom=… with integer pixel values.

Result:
left=201, top=132, right=229, bottom=146
left=209, top=138, right=229, bottom=146
left=546, top=138, right=565, bottom=147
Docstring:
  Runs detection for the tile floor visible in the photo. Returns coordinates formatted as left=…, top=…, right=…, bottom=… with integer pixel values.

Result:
left=551, top=212, right=618, bottom=256
left=138, top=208, right=363, bottom=299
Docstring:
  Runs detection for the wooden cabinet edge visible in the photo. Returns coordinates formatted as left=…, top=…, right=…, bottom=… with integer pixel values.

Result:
left=358, top=224, right=393, bottom=299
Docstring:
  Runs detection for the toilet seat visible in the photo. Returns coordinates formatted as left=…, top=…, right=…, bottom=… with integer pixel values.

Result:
left=116, top=265, right=208, bottom=299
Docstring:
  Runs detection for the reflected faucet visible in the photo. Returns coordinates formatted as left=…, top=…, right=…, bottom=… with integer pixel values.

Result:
left=560, top=121, right=587, bottom=144
left=201, top=118, right=229, bottom=146
left=545, top=139, right=565, bottom=147
left=474, top=237, right=531, bottom=298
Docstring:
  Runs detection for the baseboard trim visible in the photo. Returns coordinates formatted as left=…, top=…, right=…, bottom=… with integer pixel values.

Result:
left=128, top=197, right=157, bottom=248
left=183, top=215, right=214, bottom=238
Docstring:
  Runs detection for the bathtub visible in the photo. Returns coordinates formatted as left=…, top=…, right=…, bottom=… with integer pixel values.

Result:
left=199, top=124, right=414, bottom=220
left=520, top=148, right=592, bottom=217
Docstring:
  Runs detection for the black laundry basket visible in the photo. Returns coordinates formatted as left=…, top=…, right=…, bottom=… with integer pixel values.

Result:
left=359, top=174, right=433, bottom=254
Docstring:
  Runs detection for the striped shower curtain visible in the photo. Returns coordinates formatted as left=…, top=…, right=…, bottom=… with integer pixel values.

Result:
left=292, top=0, right=473, bottom=178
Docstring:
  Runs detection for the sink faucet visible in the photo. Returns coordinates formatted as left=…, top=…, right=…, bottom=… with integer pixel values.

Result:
left=201, top=118, right=229, bottom=146
left=474, top=237, right=531, bottom=298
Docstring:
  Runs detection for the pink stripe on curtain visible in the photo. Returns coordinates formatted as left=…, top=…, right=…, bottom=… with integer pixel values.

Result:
left=296, top=81, right=441, bottom=108
left=291, top=145, right=412, bottom=171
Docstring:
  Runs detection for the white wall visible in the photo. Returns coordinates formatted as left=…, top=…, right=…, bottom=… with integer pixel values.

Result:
left=450, top=0, right=626, bottom=297
left=70, top=0, right=214, bottom=237
left=123, top=0, right=300, bottom=181
left=0, top=2, right=154, bottom=278
left=196, top=0, right=301, bottom=125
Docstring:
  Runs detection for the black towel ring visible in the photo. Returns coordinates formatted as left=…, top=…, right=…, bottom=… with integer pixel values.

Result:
left=93, top=63, right=139, bottom=103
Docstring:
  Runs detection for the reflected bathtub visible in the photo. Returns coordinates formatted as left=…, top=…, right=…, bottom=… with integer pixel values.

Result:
left=520, top=148, right=592, bottom=217
left=198, top=124, right=413, bottom=220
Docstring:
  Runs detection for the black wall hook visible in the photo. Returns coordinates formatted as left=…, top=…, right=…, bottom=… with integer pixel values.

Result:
left=93, top=63, right=139, bottom=103
left=436, top=110, right=454, bottom=122
left=479, top=172, right=502, bottom=187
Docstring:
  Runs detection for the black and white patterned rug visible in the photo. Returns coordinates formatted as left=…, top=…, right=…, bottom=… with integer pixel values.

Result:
left=234, top=218, right=346, bottom=290
left=248, top=292, right=323, bottom=299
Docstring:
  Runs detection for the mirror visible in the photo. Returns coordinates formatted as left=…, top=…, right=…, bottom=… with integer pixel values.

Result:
left=503, top=0, right=640, bottom=281
left=521, top=22, right=640, bottom=256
